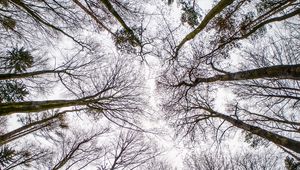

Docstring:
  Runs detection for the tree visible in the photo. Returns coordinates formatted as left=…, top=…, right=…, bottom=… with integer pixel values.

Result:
left=142, top=158, right=174, bottom=170
left=159, top=0, right=300, bottom=159
left=0, top=109, right=73, bottom=146
left=0, top=1, right=150, bottom=169
left=0, top=144, right=50, bottom=170
left=172, top=0, right=300, bottom=59
left=8, top=127, right=159, bottom=170
left=1, top=0, right=300, bottom=169
left=0, top=0, right=147, bottom=52
left=183, top=148, right=281, bottom=170
left=97, top=130, right=159, bottom=170
left=0, top=45, right=144, bottom=123
left=47, top=128, right=109, bottom=170
left=0, top=0, right=87, bottom=47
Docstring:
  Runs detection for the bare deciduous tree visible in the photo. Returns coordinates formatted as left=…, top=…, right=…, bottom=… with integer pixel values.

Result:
left=97, top=130, right=159, bottom=170
left=159, top=0, right=300, bottom=159
left=184, top=149, right=281, bottom=170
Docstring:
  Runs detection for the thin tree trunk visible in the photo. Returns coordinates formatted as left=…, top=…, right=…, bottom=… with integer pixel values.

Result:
left=10, top=0, right=83, bottom=45
left=99, top=0, right=141, bottom=45
left=52, top=138, right=92, bottom=170
left=175, top=0, right=234, bottom=56
left=72, top=0, right=116, bottom=36
left=0, top=114, right=60, bottom=145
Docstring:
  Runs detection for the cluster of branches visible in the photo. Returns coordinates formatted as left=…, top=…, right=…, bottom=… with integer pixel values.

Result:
left=0, top=0, right=147, bottom=53
left=0, top=42, right=152, bottom=169
left=183, top=148, right=283, bottom=170
left=159, top=0, right=300, bottom=168
left=0, top=126, right=159, bottom=170
left=0, top=0, right=157, bottom=169
left=1, top=0, right=300, bottom=169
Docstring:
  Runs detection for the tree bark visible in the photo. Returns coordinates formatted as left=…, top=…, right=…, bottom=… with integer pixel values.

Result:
left=0, top=69, right=63, bottom=80
left=0, top=99, right=90, bottom=116
left=72, top=0, right=116, bottom=36
left=175, top=64, right=300, bottom=87
left=175, top=0, right=234, bottom=57
left=202, top=107, right=300, bottom=153
left=99, top=0, right=141, bottom=45
left=0, top=113, right=62, bottom=145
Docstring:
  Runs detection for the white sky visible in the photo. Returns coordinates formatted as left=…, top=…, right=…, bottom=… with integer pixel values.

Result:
left=2, top=0, right=290, bottom=169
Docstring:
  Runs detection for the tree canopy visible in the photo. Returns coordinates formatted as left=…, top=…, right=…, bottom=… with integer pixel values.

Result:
left=0, top=0, right=300, bottom=169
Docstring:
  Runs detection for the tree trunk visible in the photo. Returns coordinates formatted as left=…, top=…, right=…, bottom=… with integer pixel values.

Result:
left=99, top=0, right=141, bottom=45
left=0, top=99, right=89, bottom=116
left=204, top=107, right=300, bottom=153
left=0, top=113, right=61, bottom=145
left=175, top=0, right=234, bottom=56
left=0, top=69, right=62, bottom=80
left=175, top=64, right=300, bottom=87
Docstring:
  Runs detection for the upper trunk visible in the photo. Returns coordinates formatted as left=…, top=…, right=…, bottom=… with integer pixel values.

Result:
left=0, top=99, right=89, bottom=116
left=204, top=108, right=300, bottom=153
left=175, top=0, right=234, bottom=56
left=175, top=64, right=300, bottom=87
left=0, top=69, right=62, bottom=80
left=100, top=0, right=141, bottom=45
left=0, top=113, right=61, bottom=145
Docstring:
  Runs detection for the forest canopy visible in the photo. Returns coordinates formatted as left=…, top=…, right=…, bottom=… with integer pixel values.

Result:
left=0, top=0, right=300, bottom=169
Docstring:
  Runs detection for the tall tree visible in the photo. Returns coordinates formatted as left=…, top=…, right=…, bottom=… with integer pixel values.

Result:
left=159, top=0, right=300, bottom=158
left=2, top=0, right=300, bottom=169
